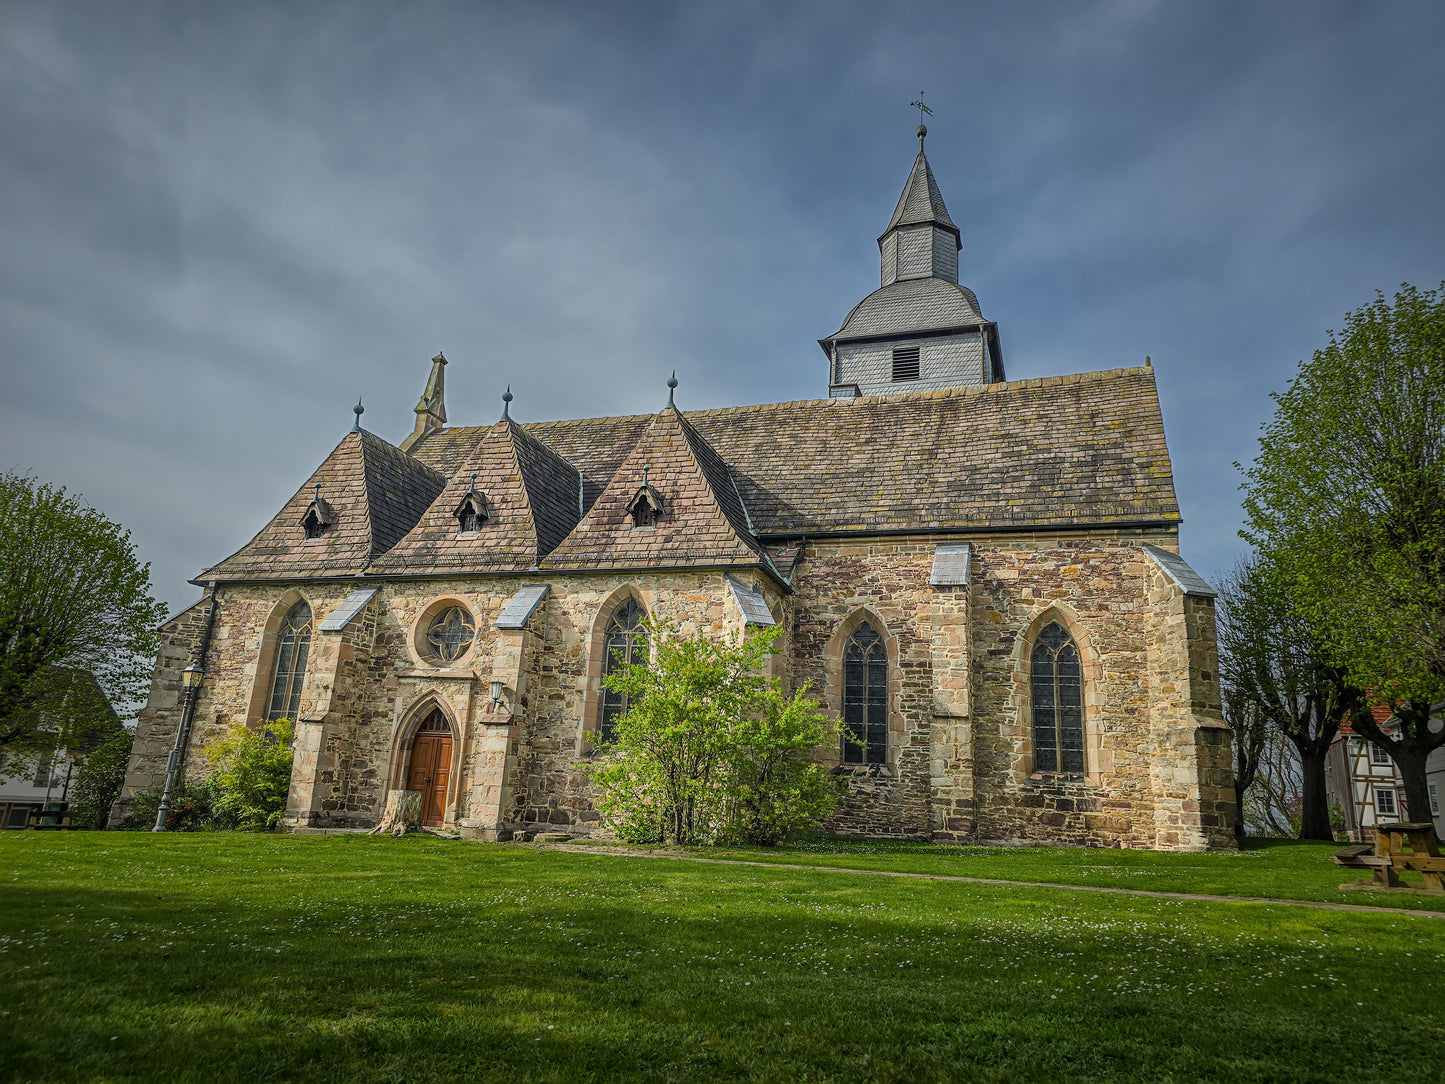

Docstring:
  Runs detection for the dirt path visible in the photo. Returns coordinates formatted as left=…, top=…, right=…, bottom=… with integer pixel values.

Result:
left=540, top=843, right=1445, bottom=920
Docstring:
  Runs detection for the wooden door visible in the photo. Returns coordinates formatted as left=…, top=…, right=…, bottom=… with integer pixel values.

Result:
left=406, top=711, right=452, bottom=827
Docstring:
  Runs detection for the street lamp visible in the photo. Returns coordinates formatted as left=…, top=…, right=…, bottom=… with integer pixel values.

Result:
left=153, top=661, right=205, bottom=832
left=490, top=679, right=504, bottom=712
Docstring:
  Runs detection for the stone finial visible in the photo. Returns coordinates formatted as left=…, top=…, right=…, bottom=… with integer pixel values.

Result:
left=667, top=370, right=678, bottom=408
left=400, top=352, right=448, bottom=452
left=352, top=397, right=364, bottom=432
left=1145, top=355, right=1152, bottom=367
left=501, top=385, right=513, bottom=422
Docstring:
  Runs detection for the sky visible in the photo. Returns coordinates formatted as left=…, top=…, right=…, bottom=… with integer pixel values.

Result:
left=3, top=0, right=1444, bottom=615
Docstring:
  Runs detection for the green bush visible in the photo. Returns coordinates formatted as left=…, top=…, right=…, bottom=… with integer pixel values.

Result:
left=588, top=623, right=842, bottom=845
left=68, top=728, right=134, bottom=829
left=125, top=775, right=222, bottom=831
left=206, top=718, right=295, bottom=831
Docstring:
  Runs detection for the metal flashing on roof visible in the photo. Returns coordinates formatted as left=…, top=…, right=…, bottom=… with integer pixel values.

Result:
left=725, top=574, right=776, bottom=627
left=495, top=584, right=551, bottom=630
left=930, top=543, right=971, bottom=587
left=317, top=587, right=380, bottom=631
left=1141, top=544, right=1216, bottom=599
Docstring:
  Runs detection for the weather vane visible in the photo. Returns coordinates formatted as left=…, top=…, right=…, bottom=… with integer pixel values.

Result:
left=910, top=92, right=933, bottom=126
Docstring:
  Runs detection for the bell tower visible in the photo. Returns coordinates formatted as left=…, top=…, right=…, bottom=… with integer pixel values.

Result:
left=820, top=125, right=1004, bottom=397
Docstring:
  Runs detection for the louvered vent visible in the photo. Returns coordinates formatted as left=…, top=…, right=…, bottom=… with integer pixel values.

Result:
left=892, top=345, right=921, bottom=381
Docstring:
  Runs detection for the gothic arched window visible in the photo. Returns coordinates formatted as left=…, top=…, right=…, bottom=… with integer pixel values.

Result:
left=599, top=598, right=649, bottom=742
left=266, top=600, right=312, bottom=721
left=1031, top=621, right=1085, bottom=773
left=843, top=621, right=888, bottom=765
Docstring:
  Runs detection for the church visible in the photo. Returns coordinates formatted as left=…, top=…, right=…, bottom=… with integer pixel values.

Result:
left=112, top=127, right=1237, bottom=850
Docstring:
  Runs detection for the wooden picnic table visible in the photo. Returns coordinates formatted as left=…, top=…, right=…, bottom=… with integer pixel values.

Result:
left=1334, top=822, right=1445, bottom=893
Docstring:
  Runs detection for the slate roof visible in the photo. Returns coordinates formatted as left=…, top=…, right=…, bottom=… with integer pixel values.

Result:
left=202, top=367, right=1180, bottom=584
left=426, top=366, right=1177, bottom=536
left=884, top=149, right=957, bottom=235
left=540, top=406, right=768, bottom=571
left=832, top=277, right=985, bottom=341
left=200, top=430, right=445, bottom=582
left=369, top=418, right=580, bottom=574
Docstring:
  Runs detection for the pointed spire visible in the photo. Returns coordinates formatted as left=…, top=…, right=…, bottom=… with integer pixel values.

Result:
left=401, top=352, right=448, bottom=452
left=352, top=397, right=364, bottom=432
left=501, top=385, right=513, bottom=421
left=878, top=133, right=961, bottom=287
left=666, top=370, right=678, bottom=408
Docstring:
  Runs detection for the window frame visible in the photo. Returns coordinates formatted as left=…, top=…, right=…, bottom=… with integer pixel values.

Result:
left=599, top=597, right=649, bottom=743
left=265, top=600, right=313, bottom=722
left=841, top=621, right=889, bottom=767
left=1029, top=621, right=1086, bottom=775
left=1375, top=787, right=1397, bottom=818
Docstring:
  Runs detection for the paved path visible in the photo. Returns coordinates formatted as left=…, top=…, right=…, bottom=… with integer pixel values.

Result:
left=543, top=844, right=1445, bottom=920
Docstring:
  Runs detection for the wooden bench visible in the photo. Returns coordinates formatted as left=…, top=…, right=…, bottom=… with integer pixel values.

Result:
left=1335, top=822, right=1445, bottom=893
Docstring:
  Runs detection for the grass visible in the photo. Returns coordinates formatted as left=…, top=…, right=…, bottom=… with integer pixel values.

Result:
left=679, top=833, right=1445, bottom=913
left=1, top=833, right=1442, bottom=1082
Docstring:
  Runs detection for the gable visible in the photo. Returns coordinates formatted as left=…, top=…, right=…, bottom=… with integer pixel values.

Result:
left=201, top=430, right=445, bottom=582
left=540, top=406, right=765, bottom=571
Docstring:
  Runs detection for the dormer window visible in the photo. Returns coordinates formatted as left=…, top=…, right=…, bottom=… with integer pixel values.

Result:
left=626, top=482, right=665, bottom=529
left=300, top=485, right=335, bottom=540
left=453, top=475, right=488, bottom=534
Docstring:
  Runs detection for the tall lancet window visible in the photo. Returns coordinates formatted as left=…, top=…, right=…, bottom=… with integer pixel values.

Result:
left=599, top=598, right=648, bottom=742
left=843, top=621, right=888, bottom=765
left=267, top=601, right=313, bottom=721
left=1031, top=622, right=1085, bottom=773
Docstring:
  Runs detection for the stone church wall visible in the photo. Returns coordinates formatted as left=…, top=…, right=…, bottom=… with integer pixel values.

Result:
left=113, top=535, right=1233, bottom=849
left=790, top=529, right=1235, bottom=850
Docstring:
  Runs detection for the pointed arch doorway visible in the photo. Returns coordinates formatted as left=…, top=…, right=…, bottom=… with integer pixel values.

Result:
left=406, top=710, right=453, bottom=827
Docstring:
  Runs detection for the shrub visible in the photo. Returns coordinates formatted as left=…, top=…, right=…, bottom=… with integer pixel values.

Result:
left=588, top=622, right=843, bottom=845
left=68, top=727, right=134, bottom=829
left=126, top=775, right=222, bottom=831
left=206, top=718, right=295, bottom=831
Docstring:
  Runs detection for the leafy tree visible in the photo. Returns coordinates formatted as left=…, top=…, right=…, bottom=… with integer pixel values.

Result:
left=720, top=684, right=839, bottom=845
left=0, top=472, right=166, bottom=759
left=68, top=726, right=134, bottom=829
left=206, top=718, right=296, bottom=831
left=1242, top=283, right=1445, bottom=819
left=1214, top=558, right=1360, bottom=840
left=588, top=622, right=842, bottom=845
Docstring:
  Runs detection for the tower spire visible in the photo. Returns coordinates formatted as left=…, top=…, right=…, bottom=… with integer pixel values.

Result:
left=400, top=352, right=448, bottom=452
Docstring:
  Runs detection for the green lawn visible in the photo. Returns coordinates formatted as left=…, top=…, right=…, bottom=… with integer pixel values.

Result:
left=681, top=834, right=1445, bottom=913
left=2, top=834, right=1442, bottom=1082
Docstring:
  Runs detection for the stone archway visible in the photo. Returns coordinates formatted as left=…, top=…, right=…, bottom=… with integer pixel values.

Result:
left=406, top=709, right=453, bottom=827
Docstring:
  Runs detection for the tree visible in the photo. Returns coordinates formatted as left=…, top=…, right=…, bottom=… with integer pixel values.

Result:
left=1214, top=558, right=1360, bottom=840
left=206, top=718, right=295, bottom=830
left=69, top=727, right=134, bottom=830
left=587, top=622, right=843, bottom=845
left=0, top=472, right=167, bottom=758
left=1242, top=283, right=1445, bottom=820
left=1220, top=680, right=1266, bottom=840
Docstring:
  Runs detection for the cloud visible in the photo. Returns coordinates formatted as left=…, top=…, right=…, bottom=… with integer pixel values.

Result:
left=2, top=0, right=1444, bottom=610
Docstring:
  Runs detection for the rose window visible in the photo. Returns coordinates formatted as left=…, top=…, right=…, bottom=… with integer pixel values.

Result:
left=426, top=606, right=475, bottom=663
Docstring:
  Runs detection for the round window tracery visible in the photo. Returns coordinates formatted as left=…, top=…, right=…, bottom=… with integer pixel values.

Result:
left=426, top=606, right=475, bottom=663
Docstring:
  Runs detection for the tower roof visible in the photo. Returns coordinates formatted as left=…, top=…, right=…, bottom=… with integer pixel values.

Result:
left=881, top=147, right=958, bottom=241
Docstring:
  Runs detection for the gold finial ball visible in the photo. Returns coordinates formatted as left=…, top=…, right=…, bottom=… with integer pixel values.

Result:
left=916, top=124, right=928, bottom=140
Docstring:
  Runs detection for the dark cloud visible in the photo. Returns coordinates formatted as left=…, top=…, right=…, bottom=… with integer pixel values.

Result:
left=3, top=0, right=1443, bottom=611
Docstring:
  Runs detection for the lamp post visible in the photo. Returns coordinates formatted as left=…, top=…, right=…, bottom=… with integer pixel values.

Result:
left=153, top=661, right=205, bottom=832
